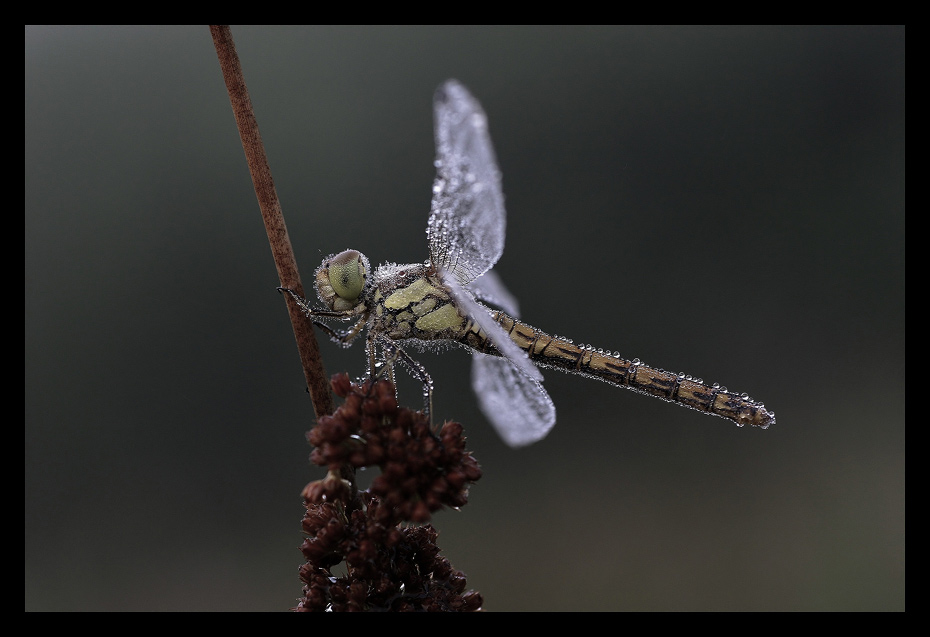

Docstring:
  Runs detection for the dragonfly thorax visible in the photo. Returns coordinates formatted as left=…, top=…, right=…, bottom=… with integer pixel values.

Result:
left=314, top=249, right=371, bottom=312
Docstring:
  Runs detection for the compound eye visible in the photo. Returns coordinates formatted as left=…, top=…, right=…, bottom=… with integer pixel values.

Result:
left=327, top=250, right=366, bottom=303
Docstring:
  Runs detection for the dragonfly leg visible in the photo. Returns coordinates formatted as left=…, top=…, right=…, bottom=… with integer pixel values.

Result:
left=371, top=347, right=397, bottom=388
left=374, top=334, right=434, bottom=421
left=278, top=287, right=365, bottom=347
left=278, top=287, right=353, bottom=319
left=312, top=319, right=366, bottom=347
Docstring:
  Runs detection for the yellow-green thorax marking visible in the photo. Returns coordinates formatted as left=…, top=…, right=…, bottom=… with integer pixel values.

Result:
left=370, top=265, right=466, bottom=341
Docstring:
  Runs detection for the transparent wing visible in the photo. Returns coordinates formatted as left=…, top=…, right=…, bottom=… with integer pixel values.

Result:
left=467, top=270, right=520, bottom=318
left=472, top=354, right=556, bottom=447
left=427, top=80, right=505, bottom=286
left=427, top=81, right=555, bottom=447
left=443, top=272, right=541, bottom=382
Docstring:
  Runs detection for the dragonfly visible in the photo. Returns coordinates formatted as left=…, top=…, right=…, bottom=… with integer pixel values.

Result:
left=282, top=80, right=775, bottom=447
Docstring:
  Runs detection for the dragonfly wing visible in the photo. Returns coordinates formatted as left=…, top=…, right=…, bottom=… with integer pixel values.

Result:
left=472, top=353, right=556, bottom=447
left=428, top=80, right=505, bottom=286
left=467, top=269, right=521, bottom=318
left=443, top=270, right=541, bottom=382
left=428, top=82, right=554, bottom=447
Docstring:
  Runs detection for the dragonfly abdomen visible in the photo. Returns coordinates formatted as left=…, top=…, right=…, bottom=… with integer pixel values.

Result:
left=462, top=310, right=774, bottom=429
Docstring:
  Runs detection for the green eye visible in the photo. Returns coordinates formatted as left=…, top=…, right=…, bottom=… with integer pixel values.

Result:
left=328, top=250, right=366, bottom=302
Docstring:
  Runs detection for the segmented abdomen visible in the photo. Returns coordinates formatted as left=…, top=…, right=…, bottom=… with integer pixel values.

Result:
left=458, top=310, right=775, bottom=429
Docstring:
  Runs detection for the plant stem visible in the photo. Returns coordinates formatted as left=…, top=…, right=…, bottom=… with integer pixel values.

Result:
left=209, top=25, right=334, bottom=419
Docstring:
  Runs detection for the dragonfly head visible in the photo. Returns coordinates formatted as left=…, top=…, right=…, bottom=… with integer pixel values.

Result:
left=314, top=249, right=370, bottom=312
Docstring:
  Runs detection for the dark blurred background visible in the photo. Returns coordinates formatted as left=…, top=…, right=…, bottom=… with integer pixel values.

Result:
left=25, top=26, right=904, bottom=611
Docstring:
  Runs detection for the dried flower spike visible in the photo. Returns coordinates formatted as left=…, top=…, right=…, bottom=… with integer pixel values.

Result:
left=296, top=374, right=483, bottom=611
